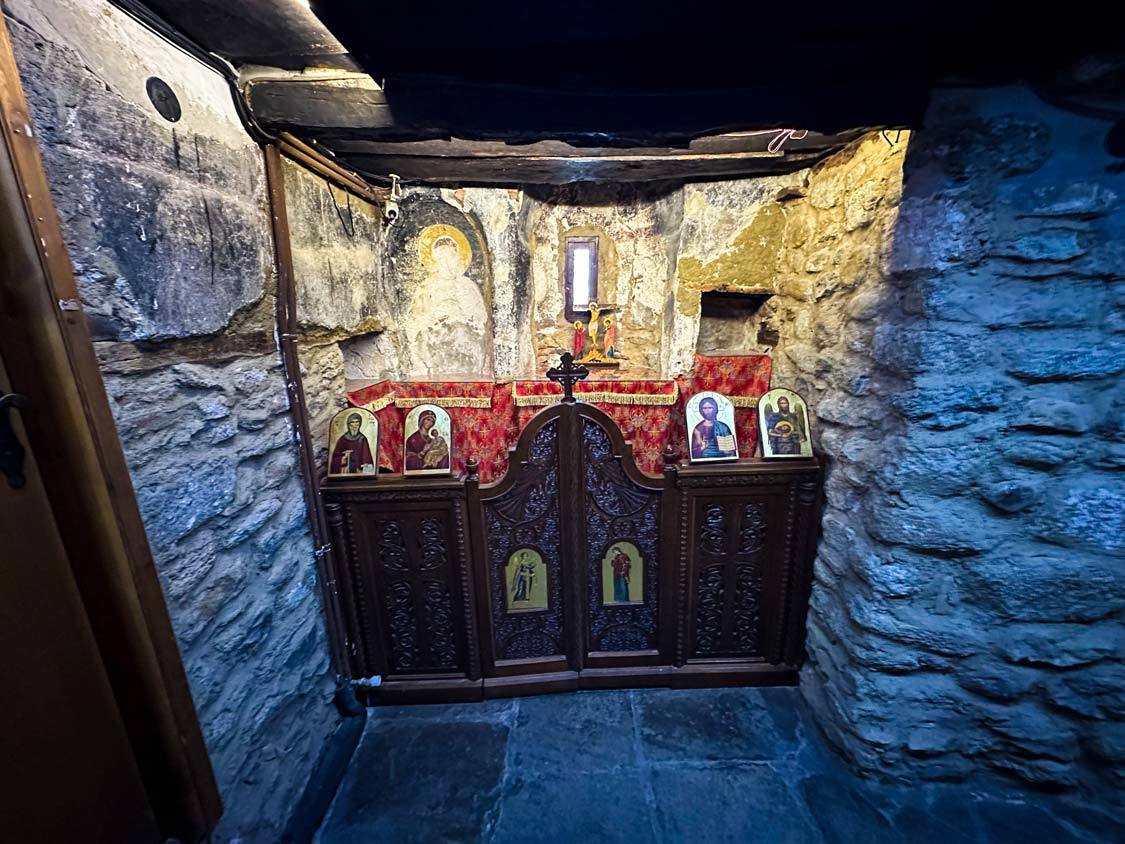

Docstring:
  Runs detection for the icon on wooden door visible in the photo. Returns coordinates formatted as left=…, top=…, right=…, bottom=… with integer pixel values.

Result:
left=506, top=548, right=548, bottom=612
left=601, top=541, right=643, bottom=605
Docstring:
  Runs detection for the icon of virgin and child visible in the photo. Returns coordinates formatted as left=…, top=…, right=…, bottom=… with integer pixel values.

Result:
left=404, top=406, right=451, bottom=472
left=689, top=393, right=738, bottom=461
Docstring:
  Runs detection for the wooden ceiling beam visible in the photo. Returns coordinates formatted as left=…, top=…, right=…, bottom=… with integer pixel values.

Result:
left=339, top=149, right=835, bottom=185
left=244, top=74, right=869, bottom=185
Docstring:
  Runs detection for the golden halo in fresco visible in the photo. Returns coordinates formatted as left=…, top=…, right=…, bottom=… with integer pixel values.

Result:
left=417, top=224, right=472, bottom=273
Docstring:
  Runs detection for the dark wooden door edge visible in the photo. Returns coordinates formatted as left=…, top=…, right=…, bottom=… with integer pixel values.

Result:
left=358, top=661, right=800, bottom=705
left=0, top=18, right=220, bottom=840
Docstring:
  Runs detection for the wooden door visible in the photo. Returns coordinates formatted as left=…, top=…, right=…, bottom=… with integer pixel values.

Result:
left=0, top=17, right=220, bottom=835
left=470, top=403, right=667, bottom=694
left=0, top=355, right=161, bottom=844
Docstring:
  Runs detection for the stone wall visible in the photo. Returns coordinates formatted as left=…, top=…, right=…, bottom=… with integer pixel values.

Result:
left=283, top=157, right=385, bottom=471
left=6, top=1, right=338, bottom=840
left=523, top=182, right=683, bottom=376
left=793, top=89, right=1124, bottom=803
left=337, top=157, right=897, bottom=384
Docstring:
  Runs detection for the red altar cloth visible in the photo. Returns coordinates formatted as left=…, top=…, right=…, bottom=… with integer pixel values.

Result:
left=345, top=355, right=772, bottom=483
left=513, top=379, right=681, bottom=474
left=347, top=381, right=516, bottom=482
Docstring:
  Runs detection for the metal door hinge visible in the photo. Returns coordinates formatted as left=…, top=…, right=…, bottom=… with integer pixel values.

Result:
left=0, top=391, right=30, bottom=489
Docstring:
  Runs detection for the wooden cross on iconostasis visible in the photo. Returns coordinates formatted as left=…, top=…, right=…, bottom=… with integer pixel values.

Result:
left=546, top=353, right=590, bottom=403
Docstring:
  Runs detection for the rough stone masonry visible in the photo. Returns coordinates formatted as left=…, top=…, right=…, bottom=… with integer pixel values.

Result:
left=791, top=88, right=1125, bottom=802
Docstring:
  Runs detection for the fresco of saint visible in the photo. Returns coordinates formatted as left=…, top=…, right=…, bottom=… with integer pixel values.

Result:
left=405, top=225, right=490, bottom=378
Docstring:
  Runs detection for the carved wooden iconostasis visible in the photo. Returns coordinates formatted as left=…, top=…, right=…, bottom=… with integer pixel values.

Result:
left=318, top=187, right=827, bottom=703
left=324, top=364, right=823, bottom=704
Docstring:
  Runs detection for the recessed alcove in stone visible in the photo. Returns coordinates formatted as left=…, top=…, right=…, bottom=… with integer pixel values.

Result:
left=696, top=292, right=776, bottom=355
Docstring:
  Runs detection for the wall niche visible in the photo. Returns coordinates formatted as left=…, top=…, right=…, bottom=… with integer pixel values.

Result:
left=695, top=291, right=777, bottom=356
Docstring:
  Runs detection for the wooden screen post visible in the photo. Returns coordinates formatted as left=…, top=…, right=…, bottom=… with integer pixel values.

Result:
left=263, top=143, right=351, bottom=676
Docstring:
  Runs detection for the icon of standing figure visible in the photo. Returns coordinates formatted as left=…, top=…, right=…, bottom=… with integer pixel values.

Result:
left=506, top=548, right=547, bottom=611
left=602, top=542, right=643, bottom=605
left=759, top=388, right=813, bottom=459
left=327, top=407, right=379, bottom=477
left=610, top=544, right=631, bottom=602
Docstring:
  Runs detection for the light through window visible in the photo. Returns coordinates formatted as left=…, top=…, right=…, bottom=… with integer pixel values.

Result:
left=571, top=245, right=592, bottom=308
left=565, top=236, right=599, bottom=318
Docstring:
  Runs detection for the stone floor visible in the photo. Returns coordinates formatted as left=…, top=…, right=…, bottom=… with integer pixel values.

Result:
left=314, top=687, right=1120, bottom=844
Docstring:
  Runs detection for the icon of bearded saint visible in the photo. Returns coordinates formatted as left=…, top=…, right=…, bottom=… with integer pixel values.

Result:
left=765, top=395, right=808, bottom=455
left=690, top=395, right=737, bottom=459
left=330, top=412, right=374, bottom=474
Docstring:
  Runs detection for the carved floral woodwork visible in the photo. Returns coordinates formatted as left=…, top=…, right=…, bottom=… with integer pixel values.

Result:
left=483, top=420, right=566, bottom=660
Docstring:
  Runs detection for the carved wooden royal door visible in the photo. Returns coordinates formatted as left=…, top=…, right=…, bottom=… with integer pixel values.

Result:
left=471, top=402, right=667, bottom=691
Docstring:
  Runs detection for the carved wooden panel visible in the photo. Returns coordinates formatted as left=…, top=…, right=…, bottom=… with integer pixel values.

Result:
left=483, top=420, right=566, bottom=660
left=369, top=510, right=464, bottom=673
left=689, top=498, right=770, bottom=658
left=582, top=419, right=660, bottom=652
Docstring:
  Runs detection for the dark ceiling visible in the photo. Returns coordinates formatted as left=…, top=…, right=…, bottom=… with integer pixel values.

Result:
left=126, top=0, right=1125, bottom=185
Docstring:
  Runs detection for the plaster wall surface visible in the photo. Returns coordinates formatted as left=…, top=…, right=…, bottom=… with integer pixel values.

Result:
left=6, top=1, right=338, bottom=840
left=283, top=157, right=385, bottom=471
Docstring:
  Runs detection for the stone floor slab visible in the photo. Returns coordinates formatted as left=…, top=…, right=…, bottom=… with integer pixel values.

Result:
left=651, top=763, right=822, bottom=844
left=371, top=697, right=520, bottom=724
left=509, top=691, right=637, bottom=774
left=316, top=688, right=1122, bottom=844
left=634, top=688, right=794, bottom=763
left=488, top=770, right=656, bottom=844
left=799, top=773, right=894, bottom=844
left=317, top=719, right=509, bottom=844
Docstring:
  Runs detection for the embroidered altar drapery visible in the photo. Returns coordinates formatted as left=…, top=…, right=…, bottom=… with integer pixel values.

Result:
left=347, top=381, right=516, bottom=482
left=345, top=355, right=772, bottom=483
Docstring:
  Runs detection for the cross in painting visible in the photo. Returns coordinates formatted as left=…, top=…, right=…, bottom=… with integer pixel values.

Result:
left=546, top=352, right=590, bottom=403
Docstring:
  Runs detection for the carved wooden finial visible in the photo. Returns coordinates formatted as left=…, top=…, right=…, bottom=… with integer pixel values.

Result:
left=546, top=352, right=590, bottom=403
left=465, top=457, right=479, bottom=481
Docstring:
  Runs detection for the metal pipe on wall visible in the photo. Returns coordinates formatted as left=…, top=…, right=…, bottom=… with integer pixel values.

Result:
left=264, top=144, right=353, bottom=677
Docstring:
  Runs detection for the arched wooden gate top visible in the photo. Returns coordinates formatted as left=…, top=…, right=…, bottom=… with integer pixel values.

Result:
left=470, top=398, right=666, bottom=500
